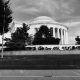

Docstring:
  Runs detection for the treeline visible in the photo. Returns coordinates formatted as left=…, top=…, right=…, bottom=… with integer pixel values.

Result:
left=4, top=25, right=60, bottom=50
left=5, top=23, right=31, bottom=50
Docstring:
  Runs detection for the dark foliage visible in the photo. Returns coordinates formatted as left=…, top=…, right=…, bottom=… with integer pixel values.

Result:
left=33, top=25, right=60, bottom=45
left=75, top=36, right=80, bottom=44
left=11, top=23, right=29, bottom=43
left=0, top=0, right=12, bottom=34
left=5, top=23, right=30, bottom=49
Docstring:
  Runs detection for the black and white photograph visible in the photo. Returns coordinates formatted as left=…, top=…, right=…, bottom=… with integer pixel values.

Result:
left=0, top=0, right=80, bottom=80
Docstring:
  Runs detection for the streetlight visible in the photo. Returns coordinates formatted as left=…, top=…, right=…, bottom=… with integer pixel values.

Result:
left=1, top=1, right=5, bottom=58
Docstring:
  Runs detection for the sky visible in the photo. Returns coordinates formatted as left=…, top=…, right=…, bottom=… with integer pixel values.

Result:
left=2, top=0, right=80, bottom=44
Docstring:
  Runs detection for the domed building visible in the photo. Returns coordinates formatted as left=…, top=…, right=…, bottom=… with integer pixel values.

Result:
left=28, top=16, right=68, bottom=45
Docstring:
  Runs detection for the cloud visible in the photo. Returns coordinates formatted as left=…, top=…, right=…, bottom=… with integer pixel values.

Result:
left=8, top=0, right=80, bottom=44
left=64, top=21, right=80, bottom=44
left=64, top=21, right=80, bottom=27
left=10, top=0, right=77, bottom=22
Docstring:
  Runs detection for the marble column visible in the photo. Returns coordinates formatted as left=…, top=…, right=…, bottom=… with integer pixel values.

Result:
left=66, top=31, right=68, bottom=44
left=55, top=28, right=57, bottom=38
left=53, top=28, right=55, bottom=37
left=61, top=29, right=63, bottom=44
left=63, top=29, right=64, bottom=44
left=59, top=29, right=61, bottom=44
left=63, top=30, right=66, bottom=44
left=57, top=28, right=60, bottom=38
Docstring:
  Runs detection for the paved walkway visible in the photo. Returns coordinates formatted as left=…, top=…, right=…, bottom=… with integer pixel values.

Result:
left=0, top=70, right=80, bottom=80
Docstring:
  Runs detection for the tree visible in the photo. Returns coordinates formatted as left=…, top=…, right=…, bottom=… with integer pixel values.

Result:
left=5, top=23, right=31, bottom=49
left=75, top=36, right=80, bottom=45
left=33, top=25, right=60, bottom=45
left=11, top=23, right=29, bottom=43
left=0, top=0, right=12, bottom=34
left=0, top=0, right=12, bottom=58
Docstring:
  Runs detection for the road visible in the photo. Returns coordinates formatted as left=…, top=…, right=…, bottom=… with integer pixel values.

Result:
left=0, top=70, right=80, bottom=80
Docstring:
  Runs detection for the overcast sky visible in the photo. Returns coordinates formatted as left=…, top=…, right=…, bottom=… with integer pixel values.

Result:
left=10, top=0, right=80, bottom=22
left=3, top=0, right=80, bottom=44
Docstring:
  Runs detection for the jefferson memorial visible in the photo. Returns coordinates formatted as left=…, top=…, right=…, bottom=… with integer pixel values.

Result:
left=28, top=16, right=68, bottom=45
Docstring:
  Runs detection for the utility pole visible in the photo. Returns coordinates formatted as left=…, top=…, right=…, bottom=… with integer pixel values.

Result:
left=1, top=1, right=5, bottom=58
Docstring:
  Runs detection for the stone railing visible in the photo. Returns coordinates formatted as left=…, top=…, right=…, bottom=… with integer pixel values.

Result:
left=25, top=45, right=80, bottom=50
left=0, top=45, right=80, bottom=51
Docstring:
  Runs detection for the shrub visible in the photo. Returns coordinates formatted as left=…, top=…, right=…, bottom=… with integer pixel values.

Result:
left=5, top=41, right=25, bottom=50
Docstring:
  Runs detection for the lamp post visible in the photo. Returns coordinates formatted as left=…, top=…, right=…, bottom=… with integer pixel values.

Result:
left=1, top=1, right=5, bottom=58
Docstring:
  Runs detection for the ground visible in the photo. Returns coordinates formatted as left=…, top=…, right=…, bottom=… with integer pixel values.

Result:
left=0, top=50, right=80, bottom=79
left=0, top=70, right=80, bottom=80
left=0, top=50, right=80, bottom=69
left=1, top=50, right=80, bottom=55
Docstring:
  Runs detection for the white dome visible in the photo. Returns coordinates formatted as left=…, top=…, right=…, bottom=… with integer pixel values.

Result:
left=29, top=16, right=58, bottom=24
left=28, top=16, right=68, bottom=29
left=34, top=16, right=54, bottom=21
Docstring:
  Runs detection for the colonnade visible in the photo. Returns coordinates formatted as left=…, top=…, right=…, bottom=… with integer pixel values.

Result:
left=33, top=25, right=68, bottom=45
left=50, top=27, right=68, bottom=44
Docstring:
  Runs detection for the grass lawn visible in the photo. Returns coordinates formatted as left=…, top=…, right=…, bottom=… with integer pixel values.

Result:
left=0, top=50, right=80, bottom=69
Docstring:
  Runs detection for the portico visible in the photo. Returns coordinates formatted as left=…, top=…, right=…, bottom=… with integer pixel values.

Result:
left=51, top=27, right=68, bottom=44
